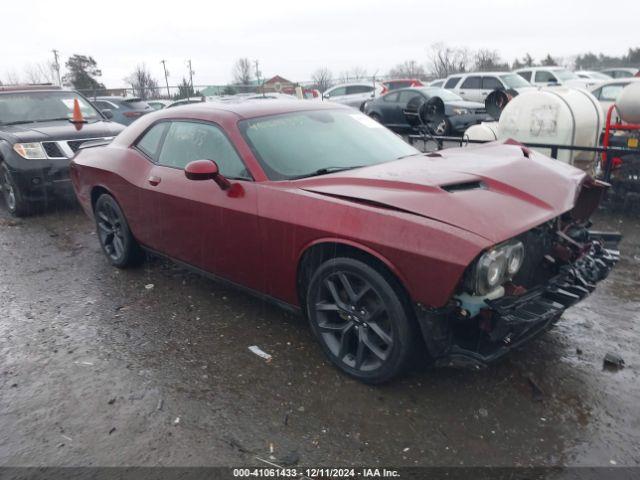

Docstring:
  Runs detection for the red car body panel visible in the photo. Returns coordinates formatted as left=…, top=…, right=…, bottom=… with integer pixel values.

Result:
left=70, top=101, right=589, bottom=310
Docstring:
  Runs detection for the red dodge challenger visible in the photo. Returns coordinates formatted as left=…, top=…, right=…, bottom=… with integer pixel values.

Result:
left=70, top=100, right=620, bottom=383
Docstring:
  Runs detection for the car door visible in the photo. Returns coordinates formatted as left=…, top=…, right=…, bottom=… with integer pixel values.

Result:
left=324, top=86, right=347, bottom=103
left=376, top=92, right=400, bottom=125
left=344, top=85, right=374, bottom=108
left=534, top=70, right=558, bottom=86
left=458, top=76, right=482, bottom=101
left=144, top=120, right=262, bottom=289
left=481, top=76, right=503, bottom=99
left=395, top=90, right=423, bottom=127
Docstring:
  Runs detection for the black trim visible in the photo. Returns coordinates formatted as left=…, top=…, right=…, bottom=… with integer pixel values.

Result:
left=141, top=246, right=301, bottom=316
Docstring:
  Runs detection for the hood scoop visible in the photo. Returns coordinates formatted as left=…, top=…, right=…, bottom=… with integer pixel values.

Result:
left=441, top=181, right=485, bottom=193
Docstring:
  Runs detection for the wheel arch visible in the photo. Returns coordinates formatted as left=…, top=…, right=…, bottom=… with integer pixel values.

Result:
left=296, top=239, right=411, bottom=311
left=90, top=185, right=116, bottom=212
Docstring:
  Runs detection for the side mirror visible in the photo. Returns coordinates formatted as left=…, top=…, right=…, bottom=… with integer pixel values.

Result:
left=184, top=160, right=230, bottom=190
left=101, top=109, right=114, bottom=120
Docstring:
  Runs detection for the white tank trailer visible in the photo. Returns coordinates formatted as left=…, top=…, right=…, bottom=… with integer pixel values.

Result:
left=464, top=87, right=604, bottom=170
left=616, top=82, right=640, bottom=124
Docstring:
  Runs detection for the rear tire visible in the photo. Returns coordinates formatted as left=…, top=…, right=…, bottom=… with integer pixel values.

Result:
left=94, top=193, right=143, bottom=268
left=306, top=257, right=417, bottom=383
left=1, top=163, right=31, bottom=217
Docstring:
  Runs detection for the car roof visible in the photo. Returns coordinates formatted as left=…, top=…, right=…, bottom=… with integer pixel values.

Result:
left=448, top=71, right=512, bottom=77
left=0, top=84, right=62, bottom=93
left=328, top=82, right=377, bottom=88
left=515, top=66, right=567, bottom=71
left=590, top=77, right=640, bottom=89
left=158, top=98, right=348, bottom=119
left=95, top=96, right=143, bottom=102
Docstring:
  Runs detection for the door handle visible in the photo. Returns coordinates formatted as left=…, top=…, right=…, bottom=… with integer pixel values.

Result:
left=148, top=175, right=161, bottom=186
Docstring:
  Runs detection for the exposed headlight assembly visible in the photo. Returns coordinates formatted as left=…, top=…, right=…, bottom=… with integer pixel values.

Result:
left=13, top=142, right=47, bottom=160
left=451, top=107, right=470, bottom=115
left=467, top=240, right=525, bottom=295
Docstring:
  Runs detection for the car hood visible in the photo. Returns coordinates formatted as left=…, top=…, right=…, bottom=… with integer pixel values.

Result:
left=296, top=142, right=586, bottom=244
left=1, top=119, right=124, bottom=143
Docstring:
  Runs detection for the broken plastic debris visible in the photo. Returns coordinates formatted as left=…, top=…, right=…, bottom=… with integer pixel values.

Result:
left=603, top=352, right=625, bottom=370
left=145, top=284, right=154, bottom=290
left=249, top=345, right=272, bottom=362
left=173, top=417, right=180, bottom=425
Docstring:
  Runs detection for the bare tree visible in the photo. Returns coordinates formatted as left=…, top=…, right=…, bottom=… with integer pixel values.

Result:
left=388, top=60, right=427, bottom=79
left=428, top=42, right=470, bottom=78
left=522, top=53, right=535, bottom=67
left=473, top=49, right=508, bottom=72
left=125, top=64, right=160, bottom=100
left=339, top=67, right=368, bottom=83
left=24, top=62, right=56, bottom=84
left=232, top=58, right=252, bottom=85
left=4, top=70, right=22, bottom=85
left=311, top=67, right=333, bottom=92
left=541, top=54, right=558, bottom=66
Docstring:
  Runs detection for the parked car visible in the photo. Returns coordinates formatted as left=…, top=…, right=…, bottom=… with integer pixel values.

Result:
left=574, top=70, right=611, bottom=82
left=514, top=67, right=593, bottom=89
left=364, top=87, right=492, bottom=135
left=590, top=78, right=640, bottom=112
left=601, top=68, right=640, bottom=79
left=167, top=97, right=205, bottom=108
left=322, top=82, right=384, bottom=110
left=0, top=85, right=123, bottom=216
left=381, top=79, right=425, bottom=92
left=146, top=99, right=173, bottom=110
left=443, top=72, right=535, bottom=102
left=92, top=96, right=153, bottom=125
left=70, top=101, right=618, bottom=382
left=428, top=79, right=445, bottom=88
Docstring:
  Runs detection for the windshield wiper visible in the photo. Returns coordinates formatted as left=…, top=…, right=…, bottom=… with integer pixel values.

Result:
left=1, top=117, right=76, bottom=126
left=290, top=165, right=366, bottom=180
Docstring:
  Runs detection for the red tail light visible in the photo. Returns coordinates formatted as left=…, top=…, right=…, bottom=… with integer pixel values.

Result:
left=123, top=111, right=144, bottom=118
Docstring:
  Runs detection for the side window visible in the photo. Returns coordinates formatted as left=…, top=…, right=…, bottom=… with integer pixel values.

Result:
left=327, top=87, right=346, bottom=97
left=591, top=87, right=602, bottom=99
left=517, top=71, right=532, bottom=82
left=383, top=92, right=400, bottom=102
left=444, top=77, right=461, bottom=89
left=94, top=101, right=114, bottom=110
left=346, top=85, right=373, bottom=94
left=157, top=121, right=248, bottom=178
left=535, top=70, right=555, bottom=83
left=600, top=84, right=626, bottom=101
left=461, top=76, right=481, bottom=89
left=398, top=91, right=421, bottom=104
left=482, top=76, right=502, bottom=90
left=136, top=123, right=168, bottom=160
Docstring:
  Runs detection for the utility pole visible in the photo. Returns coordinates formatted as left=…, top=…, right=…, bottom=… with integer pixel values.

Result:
left=253, top=59, right=262, bottom=94
left=160, top=59, right=170, bottom=98
left=52, top=49, right=61, bottom=86
left=186, top=59, right=194, bottom=94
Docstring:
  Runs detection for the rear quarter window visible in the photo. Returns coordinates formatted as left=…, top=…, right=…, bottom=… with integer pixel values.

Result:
left=136, top=123, right=168, bottom=160
left=444, top=77, right=461, bottom=89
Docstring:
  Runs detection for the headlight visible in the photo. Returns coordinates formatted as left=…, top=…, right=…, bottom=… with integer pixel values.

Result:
left=467, top=240, right=525, bottom=295
left=13, top=142, right=47, bottom=160
left=451, top=107, right=470, bottom=115
left=506, top=241, right=525, bottom=276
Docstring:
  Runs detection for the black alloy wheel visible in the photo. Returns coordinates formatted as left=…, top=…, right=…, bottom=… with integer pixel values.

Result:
left=94, top=193, right=142, bottom=268
left=306, top=257, right=416, bottom=383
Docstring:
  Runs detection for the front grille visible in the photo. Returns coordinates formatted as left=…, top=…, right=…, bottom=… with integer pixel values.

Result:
left=42, top=142, right=66, bottom=158
left=67, top=140, right=86, bottom=152
left=474, top=108, right=487, bottom=115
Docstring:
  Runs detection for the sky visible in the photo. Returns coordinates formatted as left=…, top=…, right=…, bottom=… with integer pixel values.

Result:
left=0, top=0, right=636, bottom=88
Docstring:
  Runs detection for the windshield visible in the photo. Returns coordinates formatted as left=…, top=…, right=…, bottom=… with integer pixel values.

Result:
left=500, top=73, right=531, bottom=88
left=239, top=110, right=419, bottom=180
left=418, top=88, right=463, bottom=102
left=554, top=69, right=579, bottom=80
left=0, top=91, right=101, bottom=125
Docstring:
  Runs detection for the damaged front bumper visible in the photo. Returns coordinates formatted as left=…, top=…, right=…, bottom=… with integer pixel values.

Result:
left=416, top=233, right=621, bottom=369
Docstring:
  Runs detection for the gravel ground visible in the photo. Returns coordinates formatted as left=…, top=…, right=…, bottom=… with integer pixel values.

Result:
left=0, top=200, right=639, bottom=468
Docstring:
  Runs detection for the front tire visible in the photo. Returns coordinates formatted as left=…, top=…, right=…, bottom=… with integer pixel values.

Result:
left=1, top=163, right=31, bottom=217
left=306, top=257, right=417, bottom=383
left=94, top=193, right=143, bottom=268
